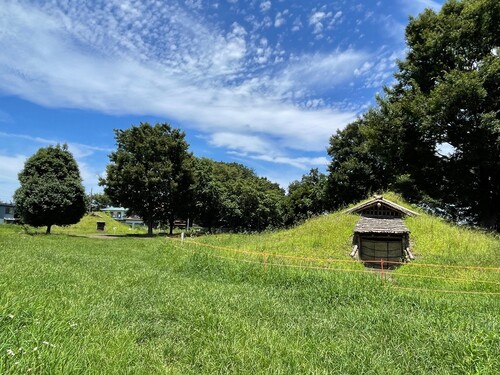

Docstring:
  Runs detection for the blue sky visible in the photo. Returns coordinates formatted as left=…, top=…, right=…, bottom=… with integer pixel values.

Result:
left=0, top=0, right=443, bottom=202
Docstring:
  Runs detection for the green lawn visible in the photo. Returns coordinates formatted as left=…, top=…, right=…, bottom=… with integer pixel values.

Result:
left=1, top=203, right=499, bottom=374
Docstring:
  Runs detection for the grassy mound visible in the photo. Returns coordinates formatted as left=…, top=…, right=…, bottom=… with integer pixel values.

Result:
left=189, top=192, right=499, bottom=267
left=20, top=212, right=147, bottom=236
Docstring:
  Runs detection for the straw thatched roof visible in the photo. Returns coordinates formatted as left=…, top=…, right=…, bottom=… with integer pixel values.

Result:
left=354, top=217, right=410, bottom=234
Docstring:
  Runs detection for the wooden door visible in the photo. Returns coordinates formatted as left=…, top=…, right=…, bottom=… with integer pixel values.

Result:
left=360, top=238, right=403, bottom=262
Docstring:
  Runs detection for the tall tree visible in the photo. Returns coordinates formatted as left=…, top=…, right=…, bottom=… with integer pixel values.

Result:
left=395, top=0, right=500, bottom=228
left=287, top=168, right=328, bottom=223
left=192, top=158, right=226, bottom=233
left=100, top=123, right=194, bottom=235
left=327, top=0, right=500, bottom=230
left=86, top=192, right=112, bottom=212
left=327, top=119, right=388, bottom=208
left=14, top=144, right=86, bottom=234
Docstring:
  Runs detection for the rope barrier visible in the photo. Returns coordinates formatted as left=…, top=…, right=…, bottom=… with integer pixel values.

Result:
left=166, top=236, right=500, bottom=297
left=171, top=237, right=500, bottom=271
left=391, top=271, right=500, bottom=285
left=179, top=238, right=362, bottom=264
left=383, top=260, right=500, bottom=271
left=170, top=241, right=388, bottom=276
left=387, top=286, right=500, bottom=296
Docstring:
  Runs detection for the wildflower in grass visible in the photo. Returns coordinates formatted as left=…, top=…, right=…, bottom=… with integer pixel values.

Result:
left=42, top=341, right=56, bottom=347
left=7, top=349, right=15, bottom=356
left=7, top=313, right=14, bottom=319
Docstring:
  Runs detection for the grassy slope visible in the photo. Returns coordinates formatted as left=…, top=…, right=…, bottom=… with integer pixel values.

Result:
left=1, top=197, right=499, bottom=374
left=48, top=212, right=146, bottom=236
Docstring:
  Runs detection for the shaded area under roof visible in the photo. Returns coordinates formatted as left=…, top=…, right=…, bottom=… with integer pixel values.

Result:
left=354, top=217, right=410, bottom=234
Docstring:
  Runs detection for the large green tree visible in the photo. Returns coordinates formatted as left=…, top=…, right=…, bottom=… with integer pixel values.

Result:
left=395, top=0, right=500, bottom=228
left=327, top=0, right=500, bottom=230
left=101, top=123, right=194, bottom=235
left=192, top=158, right=286, bottom=232
left=287, top=168, right=328, bottom=224
left=14, top=144, right=86, bottom=234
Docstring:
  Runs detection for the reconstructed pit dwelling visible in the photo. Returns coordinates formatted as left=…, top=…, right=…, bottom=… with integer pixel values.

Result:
left=345, top=196, right=418, bottom=266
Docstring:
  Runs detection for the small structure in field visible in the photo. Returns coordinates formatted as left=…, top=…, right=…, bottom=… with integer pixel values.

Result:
left=345, top=196, right=418, bottom=266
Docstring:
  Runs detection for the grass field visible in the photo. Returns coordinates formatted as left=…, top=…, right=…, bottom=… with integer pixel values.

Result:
left=1, top=198, right=499, bottom=374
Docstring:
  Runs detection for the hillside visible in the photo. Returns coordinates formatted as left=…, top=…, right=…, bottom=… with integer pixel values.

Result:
left=188, top=192, right=499, bottom=266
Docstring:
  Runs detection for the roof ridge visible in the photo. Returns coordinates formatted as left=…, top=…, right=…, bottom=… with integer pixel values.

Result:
left=344, top=196, right=419, bottom=217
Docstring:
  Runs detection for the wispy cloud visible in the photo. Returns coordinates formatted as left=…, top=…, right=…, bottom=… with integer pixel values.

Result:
left=0, top=154, right=26, bottom=201
left=0, top=0, right=361, bottom=158
left=0, top=132, right=113, bottom=156
left=0, top=154, right=26, bottom=183
left=401, top=0, right=442, bottom=15
left=209, top=131, right=328, bottom=170
left=0, top=110, right=13, bottom=123
left=0, top=131, right=112, bottom=196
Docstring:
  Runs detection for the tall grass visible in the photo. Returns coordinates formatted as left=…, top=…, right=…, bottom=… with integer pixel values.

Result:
left=1, top=199, right=499, bottom=374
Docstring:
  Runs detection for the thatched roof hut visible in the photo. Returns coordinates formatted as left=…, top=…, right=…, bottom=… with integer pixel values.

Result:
left=346, top=196, right=418, bottom=265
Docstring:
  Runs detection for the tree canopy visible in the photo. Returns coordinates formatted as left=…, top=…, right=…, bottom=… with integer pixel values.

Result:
left=287, top=168, right=328, bottom=224
left=14, top=144, right=86, bottom=234
left=101, top=122, right=194, bottom=235
left=327, top=0, right=500, bottom=230
left=192, top=158, right=286, bottom=232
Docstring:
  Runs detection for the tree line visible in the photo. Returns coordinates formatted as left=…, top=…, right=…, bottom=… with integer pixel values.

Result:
left=12, top=125, right=328, bottom=235
left=13, top=0, right=499, bottom=233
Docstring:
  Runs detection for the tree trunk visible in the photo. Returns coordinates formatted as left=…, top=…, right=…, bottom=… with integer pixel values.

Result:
left=46, top=225, right=52, bottom=234
left=169, top=218, right=174, bottom=235
left=147, top=217, right=154, bottom=236
left=478, top=166, right=498, bottom=231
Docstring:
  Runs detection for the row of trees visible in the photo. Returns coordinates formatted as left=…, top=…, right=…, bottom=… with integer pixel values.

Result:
left=12, top=124, right=327, bottom=235
left=99, top=122, right=322, bottom=235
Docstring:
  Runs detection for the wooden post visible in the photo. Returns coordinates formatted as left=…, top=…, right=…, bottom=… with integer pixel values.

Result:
left=405, top=247, right=415, bottom=260
left=380, top=259, right=384, bottom=281
left=350, top=245, right=358, bottom=258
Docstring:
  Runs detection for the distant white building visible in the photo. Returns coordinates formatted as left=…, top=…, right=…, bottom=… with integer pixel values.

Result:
left=0, top=202, right=16, bottom=224
left=101, top=206, right=128, bottom=220
left=100, top=207, right=144, bottom=227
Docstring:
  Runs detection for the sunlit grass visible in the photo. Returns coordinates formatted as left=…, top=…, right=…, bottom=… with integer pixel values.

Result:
left=1, top=197, right=499, bottom=374
left=36, top=212, right=148, bottom=236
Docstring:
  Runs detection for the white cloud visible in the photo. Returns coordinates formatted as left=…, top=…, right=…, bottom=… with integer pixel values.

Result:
left=401, top=0, right=442, bottom=15
left=274, top=12, right=286, bottom=27
left=0, top=154, right=26, bottom=201
left=0, top=131, right=111, bottom=196
left=0, top=1, right=362, bottom=159
left=209, top=132, right=274, bottom=155
left=0, top=132, right=112, bottom=157
left=278, top=50, right=369, bottom=93
left=260, top=1, right=271, bottom=12
left=0, top=154, right=26, bottom=183
left=309, top=10, right=341, bottom=35
left=209, top=132, right=329, bottom=170
left=250, top=154, right=328, bottom=170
